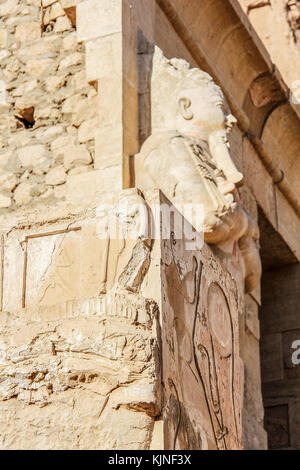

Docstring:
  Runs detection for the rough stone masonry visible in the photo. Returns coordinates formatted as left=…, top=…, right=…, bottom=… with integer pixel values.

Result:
left=2, top=0, right=299, bottom=450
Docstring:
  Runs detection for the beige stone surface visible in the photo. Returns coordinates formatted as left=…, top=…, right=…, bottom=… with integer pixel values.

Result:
left=0, top=171, right=17, bottom=192
left=0, top=190, right=161, bottom=449
left=15, top=22, right=41, bottom=43
left=0, top=0, right=97, bottom=212
left=13, top=182, right=35, bottom=206
left=0, top=194, right=11, bottom=208
left=238, top=0, right=300, bottom=88
left=17, top=145, right=48, bottom=169
left=62, top=144, right=92, bottom=170
left=77, top=0, right=123, bottom=42
left=66, top=168, right=123, bottom=201
left=1, top=0, right=299, bottom=451
left=0, top=189, right=249, bottom=449
left=45, top=166, right=67, bottom=186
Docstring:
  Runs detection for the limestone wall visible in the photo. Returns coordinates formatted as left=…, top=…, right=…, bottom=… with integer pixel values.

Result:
left=0, top=190, right=162, bottom=449
left=160, top=199, right=245, bottom=450
left=0, top=0, right=97, bottom=211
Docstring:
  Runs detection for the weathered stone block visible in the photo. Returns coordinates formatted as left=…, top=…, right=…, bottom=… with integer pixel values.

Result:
left=45, top=75, right=67, bottom=93
left=98, top=76, right=123, bottom=125
left=42, top=0, right=57, bottom=6
left=149, top=420, right=164, bottom=450
left=62, top=32, right=77, bottom=50
left=26, top=59, right=54, bottom=77
left=85, top=35, right=122, bottom=82
left=0, top=194, right=11, bottom=208
left=17, top=145, right=48, bottom=169
left=58, top=52, right=83, bottom=70
left=0, top=151, right=12, bottom=170
left=62, top=144, right=92, bottom=170
left=242, top=408, right=267, bottom=450
left=51, top=135, right=76, bottom=152
left=0, top=0, right=19, bottom=16
left=15, top=22, right=41, bottom=43
left=77, top=0, right=123, bottom=42
left=0, top=29, right=7, bottom=48
left=53, top=15, right=73, bottom=33
left=78, top=117, right=98, bottom=143
left=43, top=1, right=65, bottom=25
left=54, top=183, right=67, bottom=199
left=66, top=167, right=122, bottom=202
left=62, top=94, right=97, bottom=126
left=68, top=165, right=92, bottom=176
left=0, top=80, right=8, bottom=110
left=14, top=182, right=34, bottom=206
left=260, top=333, right=283, bottom=383
left=0, top=171, right=17, bottom=192
left=45, top=165, right=67, bottom=186
left=94, top=123, right=122, bottom=169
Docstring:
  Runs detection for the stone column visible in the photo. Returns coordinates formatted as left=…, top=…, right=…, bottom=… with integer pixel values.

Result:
left=77, top=0, right=139, bottom=189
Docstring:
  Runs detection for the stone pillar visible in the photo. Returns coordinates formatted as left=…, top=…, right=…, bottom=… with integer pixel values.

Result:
left=77, top=0, right=139, bottom=189
left=0, top=190, right=245, bottom=449
left=159, top=193, right=244, bottom=450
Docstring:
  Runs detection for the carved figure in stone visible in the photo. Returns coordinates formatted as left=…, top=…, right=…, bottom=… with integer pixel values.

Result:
left=193, top=282, right=239, bottom=450
left=287, top=0, right=300, bottom=42
left=135, top=48, right=261, bottom=292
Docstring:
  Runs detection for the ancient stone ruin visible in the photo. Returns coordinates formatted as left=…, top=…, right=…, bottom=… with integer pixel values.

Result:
left=0, top=0, right=300, bottom=450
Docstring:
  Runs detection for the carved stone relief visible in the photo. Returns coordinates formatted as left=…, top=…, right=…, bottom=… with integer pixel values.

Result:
left=161, top=202, right=243, bottom=449
left=0, top=191, right=161, bottom=449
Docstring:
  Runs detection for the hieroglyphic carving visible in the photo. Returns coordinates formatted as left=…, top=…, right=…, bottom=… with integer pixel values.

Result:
left=193, top=283, right=239, bottom=449
left=22, top=227, right=81, bottom=308
left=0, top=190, right=161, bottom=449
left=161, top=212, right=243, bottom=450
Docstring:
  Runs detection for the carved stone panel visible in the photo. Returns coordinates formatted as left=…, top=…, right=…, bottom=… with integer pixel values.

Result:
left=161, top=199, right=243, bottom=450
left=0, top=190, right=161, bottom=450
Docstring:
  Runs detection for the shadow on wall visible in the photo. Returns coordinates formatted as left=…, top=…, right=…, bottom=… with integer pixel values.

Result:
left=259, top=207, right=300, bottom=450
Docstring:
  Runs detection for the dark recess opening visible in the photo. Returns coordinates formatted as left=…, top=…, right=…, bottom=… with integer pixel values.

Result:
left=259, top=206, right=300, bottom=450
